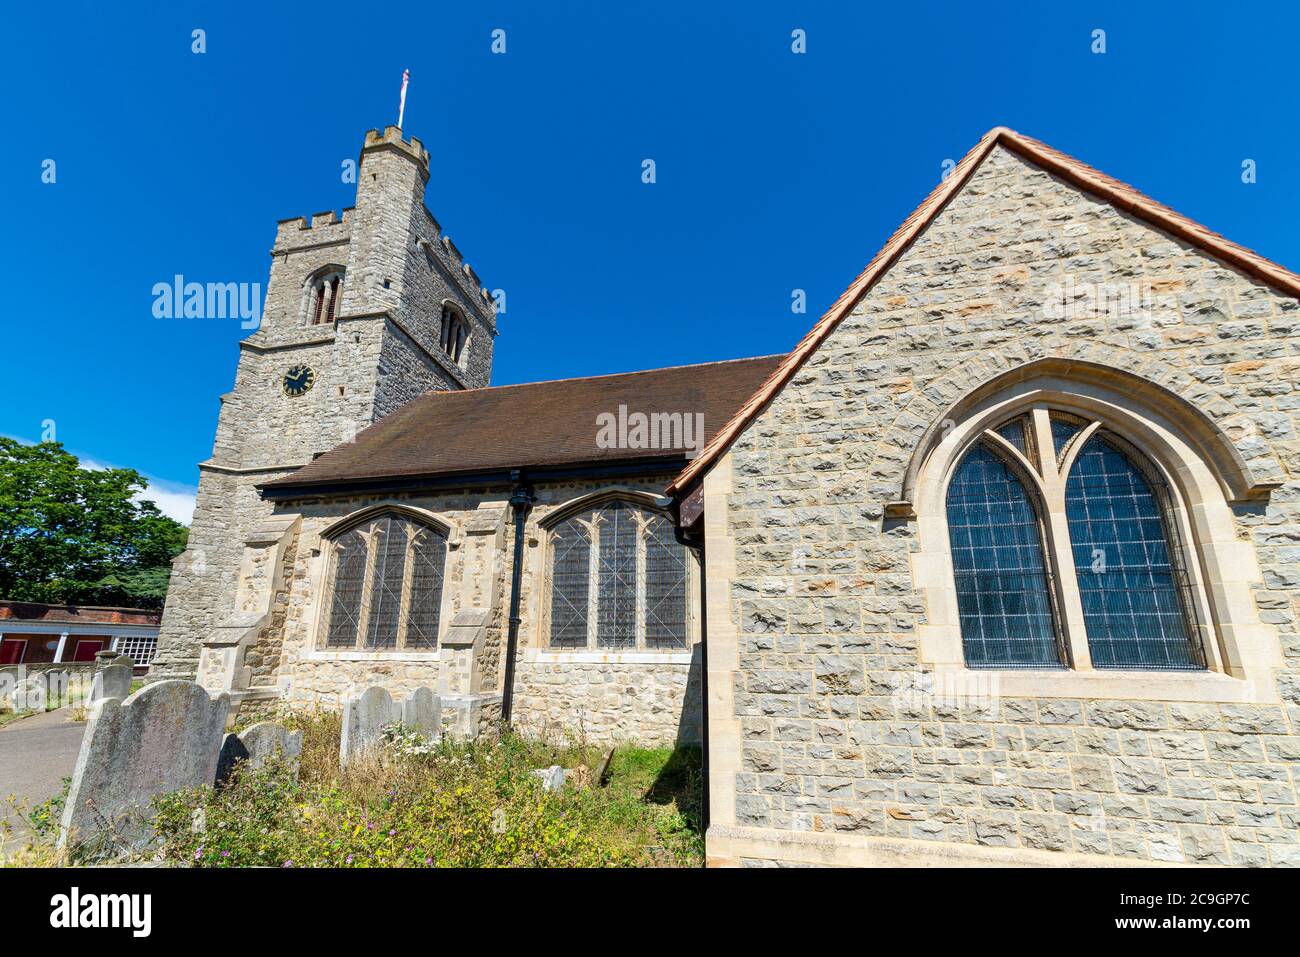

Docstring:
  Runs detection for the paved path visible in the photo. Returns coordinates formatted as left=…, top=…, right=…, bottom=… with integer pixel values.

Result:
left=0, top=709, right=86, bottom=848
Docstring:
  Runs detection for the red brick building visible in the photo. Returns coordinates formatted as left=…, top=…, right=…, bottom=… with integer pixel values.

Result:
left=0, top=601, right=161, bottom=670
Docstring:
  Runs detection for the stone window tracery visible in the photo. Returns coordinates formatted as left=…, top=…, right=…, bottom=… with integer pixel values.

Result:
left=546, top=500, right=688, bottom=651
left=321, top=512, right=447, bottom=651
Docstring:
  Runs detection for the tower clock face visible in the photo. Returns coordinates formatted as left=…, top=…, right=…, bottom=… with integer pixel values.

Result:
left=282, top=364, right=316, bottom=397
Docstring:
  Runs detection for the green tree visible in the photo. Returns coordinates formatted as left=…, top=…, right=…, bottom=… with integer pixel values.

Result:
left=0, top=438, right=188, bottom=609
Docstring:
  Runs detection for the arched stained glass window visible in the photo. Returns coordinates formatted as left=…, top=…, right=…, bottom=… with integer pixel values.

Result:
left=325, top=528, right=367, bottom=648
left=645, top=513, right=689, bottom=650
left=547, top=499, right=689, bottom=651
left=406, top=527, right=447, bottom=650
left=321, top=512, right=447, bottom=651
left=946, top=444, right=1061, bottom=668
left=365, top=516, right=408, bottom=650
left=596, top=503, right=638, bottom=650
left=549, top=516, right=592, bottom=649
left=1065, top=436, right=1202, bottom=670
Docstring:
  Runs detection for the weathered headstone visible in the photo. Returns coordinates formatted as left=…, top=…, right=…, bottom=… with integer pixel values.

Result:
left=92, top=663, right=133, bottom=703
left=340, top=685, right=441, bottom=765
left=532, top=765, right=566, bottom=792
left=59, top=680, right=231, bottom=855
left=215, top=721, right=303, bottom=787
left=402, top=687, right=440, bottom=737
left=10, top=676, right=46, bottom=712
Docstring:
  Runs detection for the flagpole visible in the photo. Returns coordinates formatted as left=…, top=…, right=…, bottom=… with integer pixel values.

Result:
left=397, top=69, right=410, bottom=129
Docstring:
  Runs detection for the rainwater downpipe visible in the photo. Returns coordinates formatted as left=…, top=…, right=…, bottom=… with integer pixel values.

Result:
left=500, top=477, right=534, bottom=725
left=674, top=506, right=709, bottom=835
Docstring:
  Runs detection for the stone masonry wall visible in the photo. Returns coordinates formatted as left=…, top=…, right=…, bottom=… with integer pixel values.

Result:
left=720, top=145, right=1300, bottom=865
left=512, top=654, right=701, bottom=746
left=152, top=467, right=291, bottom=680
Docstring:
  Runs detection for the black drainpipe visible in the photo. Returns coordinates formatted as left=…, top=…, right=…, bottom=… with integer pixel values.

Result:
left=500, top=476, right=534, bottom=726
left=674, top=506, right=709, bottom=835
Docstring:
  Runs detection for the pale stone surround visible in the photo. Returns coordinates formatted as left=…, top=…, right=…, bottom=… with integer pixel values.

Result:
left=706, top=146, right=1300, bottom=867
left=909, top=375, right=1280, bottom=702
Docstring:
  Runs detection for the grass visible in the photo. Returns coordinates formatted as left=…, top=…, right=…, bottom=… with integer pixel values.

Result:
left=0, top=709, right=31, bottom=729
left=9, top=709, right=704, bottom=868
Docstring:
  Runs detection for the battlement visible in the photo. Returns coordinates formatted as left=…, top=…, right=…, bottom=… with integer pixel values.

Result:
left=417, top=229, right=495, bottom=316
left=362, top=125, right=431, bottom=179
left=274, top=208, right=353, bottom=249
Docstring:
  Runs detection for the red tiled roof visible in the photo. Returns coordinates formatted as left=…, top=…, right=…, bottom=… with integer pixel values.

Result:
left=0, top=600, right=161, bottom=626
left=262, top=355, right=785, bottom=493
left=667, top=126, right=1300, bottom=495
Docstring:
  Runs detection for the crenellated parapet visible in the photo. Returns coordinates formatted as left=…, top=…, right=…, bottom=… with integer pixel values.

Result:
left=273, top=208, right=353, bottom=252
left=361, top=125, right=431, bottom=179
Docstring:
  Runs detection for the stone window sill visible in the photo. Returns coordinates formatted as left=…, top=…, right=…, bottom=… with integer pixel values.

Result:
left=302, top=650, right=441, bottom=663
left=526, top=649, right=694, bottom=665
left=932, top=663, right=1276, bottom=704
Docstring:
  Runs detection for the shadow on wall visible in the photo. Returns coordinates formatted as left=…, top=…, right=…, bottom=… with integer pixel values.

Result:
left=675, top=642, right=704, bottom=747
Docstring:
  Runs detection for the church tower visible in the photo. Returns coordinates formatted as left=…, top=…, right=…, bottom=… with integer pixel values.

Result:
left=149, top=126, right=498, bottom=681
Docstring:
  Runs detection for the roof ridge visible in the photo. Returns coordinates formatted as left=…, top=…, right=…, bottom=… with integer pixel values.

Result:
left=667, top=126, right=1300, bottom=495
left=410, top=353, right=787, bottom=401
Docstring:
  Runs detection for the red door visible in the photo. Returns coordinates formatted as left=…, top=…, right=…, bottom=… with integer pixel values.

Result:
left=0, top=638, right=27, bottom=664
left=70, top=639, right=107, bottom=662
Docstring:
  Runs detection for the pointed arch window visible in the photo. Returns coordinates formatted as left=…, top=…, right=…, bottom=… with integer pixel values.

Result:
left=546, top=499, right=689, bottom=651
left=307, top=268, right=345, bottom=326
left=321, top=512, right=447, bottom=651
left=1065, top=434, right=1202, bottom=670
left=945, top=407, right=1203, bottom=671
left=946, top=444, right=1060, bottom=668
left=440, top=305, right=469, bottom=363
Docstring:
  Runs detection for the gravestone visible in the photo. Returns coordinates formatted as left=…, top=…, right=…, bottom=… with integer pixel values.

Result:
left=92, top=663, right=133, bottom=703
left=402, top=687, right=439, bottom=736
left=216, top=721, right=303, bottom=787
left=59, top=680, right=231, bottom=855
left=340, top=685, right=441, bottom=765
left=9, top=676, right=46, bottom=712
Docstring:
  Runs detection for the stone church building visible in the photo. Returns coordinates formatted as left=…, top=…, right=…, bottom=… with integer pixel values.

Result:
left=154, top=124, right=1300, bottom=867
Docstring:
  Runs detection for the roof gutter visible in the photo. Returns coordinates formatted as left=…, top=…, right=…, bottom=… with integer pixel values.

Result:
left=258, top=456, right=687, bottom=501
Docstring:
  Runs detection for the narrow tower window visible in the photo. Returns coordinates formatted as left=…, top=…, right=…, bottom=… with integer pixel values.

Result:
left=440, top=305, right=469, bottom=363
left=325, top=275, right=341, bottom=323
left=306, top=269, right=345, bottom=326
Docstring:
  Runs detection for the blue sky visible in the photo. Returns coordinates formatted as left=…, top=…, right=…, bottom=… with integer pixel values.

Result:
left=2, top=2, right=1295, bottom=523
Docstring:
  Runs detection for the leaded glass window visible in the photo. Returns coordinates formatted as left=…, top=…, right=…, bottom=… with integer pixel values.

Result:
left=995, top=416, right=1030, bottom=458
left=945, top=406, right=1203, bottom=672
left=946, top=444, right=1060, bottom=668
left=1065, top=436, right=1203, bottom=670
left=325, top=528, right=367, bottom=647
left=1049, top=412, right=1086, bottom=463
left=321, top=512, right=448, bottom=651
left=405, top=528, right=447, bottom=650
left=546, top=499, right=689, bottom=651
left=596, top=504, right=638, bottom=649
left=644, top=514, right=689, bottom=649
left=365, top=517, right=408, bottom=649
left=548, top=517, right=592, bottom=649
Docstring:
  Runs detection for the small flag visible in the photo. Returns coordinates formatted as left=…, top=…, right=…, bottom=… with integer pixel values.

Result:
left=397, top=69, right=410, bottom=129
